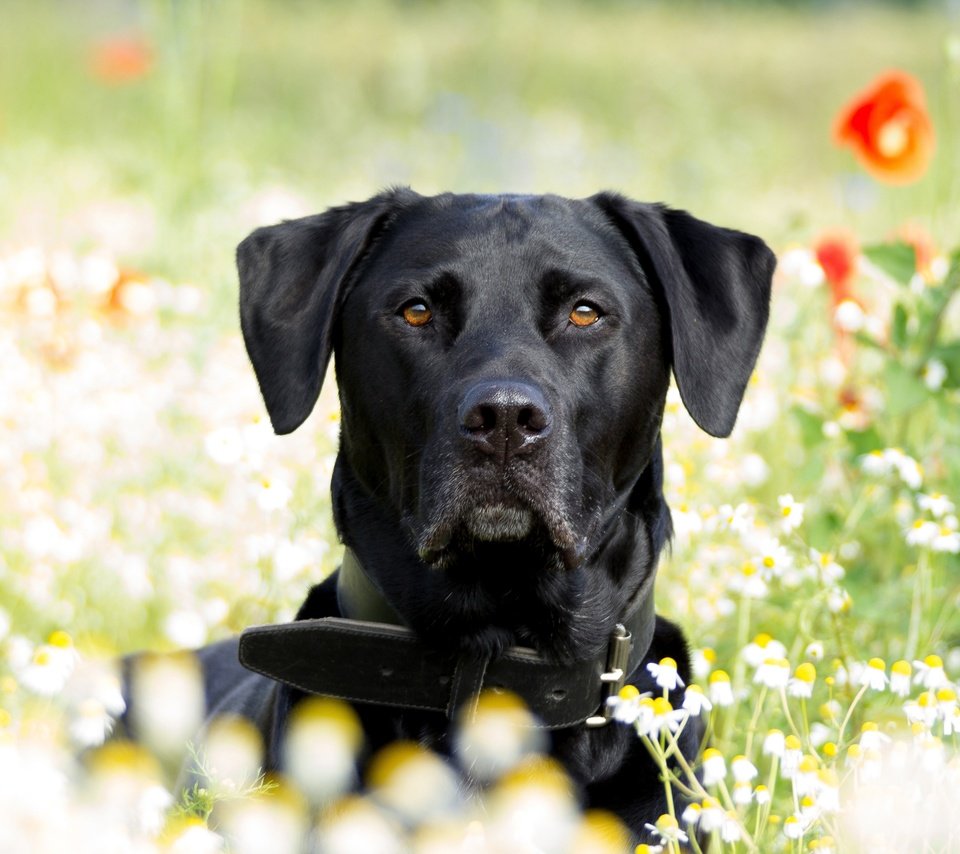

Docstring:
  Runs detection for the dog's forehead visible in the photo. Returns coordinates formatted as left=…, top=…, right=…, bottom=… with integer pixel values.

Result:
left=365, top=193, right=633, bottom=285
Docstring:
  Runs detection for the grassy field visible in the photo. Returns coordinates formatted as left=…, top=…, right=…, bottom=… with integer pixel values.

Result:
left=1, top=1, right=960, bottom=851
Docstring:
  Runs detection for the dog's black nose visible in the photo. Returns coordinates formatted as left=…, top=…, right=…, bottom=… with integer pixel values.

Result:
left=458, top=380, right=552, bottom=462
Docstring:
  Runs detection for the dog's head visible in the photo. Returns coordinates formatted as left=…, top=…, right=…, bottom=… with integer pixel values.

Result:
left=238, top=189, right=774, bottom=655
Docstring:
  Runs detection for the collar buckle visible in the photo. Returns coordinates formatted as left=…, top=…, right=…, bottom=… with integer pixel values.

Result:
left=584, top=623, right=633, bottom=728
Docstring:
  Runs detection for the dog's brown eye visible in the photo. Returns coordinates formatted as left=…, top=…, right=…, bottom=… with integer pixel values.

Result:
left=569, top=303, right=600, bottom=327
left=402, top=301, right=432, bottom=327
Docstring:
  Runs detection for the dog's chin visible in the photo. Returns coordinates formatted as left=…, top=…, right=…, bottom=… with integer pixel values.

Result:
left=415, top=501, right=584, bottom=573
left=463, top=503, right=534, bottom=542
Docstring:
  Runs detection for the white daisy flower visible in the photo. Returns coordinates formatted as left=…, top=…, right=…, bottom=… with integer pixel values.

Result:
left=834, top=299, right=865, bottom=332
left=698, top=798, right=725, bottom=833
left=922, top=358, right=948, bottom=391
left=826, top=587, right=852, bottom=614
left=859, top=658, right=888, bottom=691
left=903, top=691, right=938, bottom=729
left=720, top=811, right=742, bottom=843
left=932, top=527, right=960, bottom=553
left=643, top=814, right=688, bottom=847
left=859, top=721, right=891, bottom=751
left=729, top=561, right=768, bottom=598
left=805, top=641, right=825, bottom=661
left=605, top=684, right=649, bottom=725
left=890, top=660, right=912, bottom=697
left=763, top=729, right=785, bottom=758
left=646, top=657, right=685, bottom=692
left=681, top=802, right=701, bottom=827
left=754, top=657, right=791, bottom=690
left=906, top=519, right=940, bottom=547
left=860, top=450, right=890, bottom=476
left=701, top=748, right=727, bottom=786
left=742, top=633, right=787, bottom=667
left=691, top=647, right=716, bottom=680
left=251, top=475, right=293, bottom=512
left=731, top=781, right=752, bottom=806
left=731, top=755, right=758, bottom=783
left=708, top=670, right=734, bottom=707
left=782, top=735, right=803, bottom=778
left=755, top=538, right=793, bottom=579
left=681, top=684, right=712, bottom=717
left=783, top=815, right=805, bottom=840
left=753, top=785, right=771, bottom=805
left=788, top=662, right=816, bottom=698
left=894, top=454, right=923, bottom=490
left=647, top=697, right=687, bottom=737
left=914, top=655, right=948, bottom=689
left=918, top=493, right=955, bottom=519
left=809, top=549, right=845, bottom=584
left=777, top=493, right=805, bottom=531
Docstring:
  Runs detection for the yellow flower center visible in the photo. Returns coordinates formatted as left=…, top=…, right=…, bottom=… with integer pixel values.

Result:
left=794, top=662, right=816, bottom=683
left=652, top=697, right=673, bottom=715
left=48, top=630, right=72, bottom=648
left=876, top=115, right=910, bottom=158
left=924, top=654, right=944, bottom=668
left=618, top=684, right=640, bottom=701
left=868, top=657, right=886, bottom=671
left=892, top=660, right=912, bottom=676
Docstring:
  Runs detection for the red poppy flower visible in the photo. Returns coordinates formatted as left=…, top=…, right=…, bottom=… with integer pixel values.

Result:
left=90, top=37, right=153, bottom=84
left=814, top=230, right=859, bottom=307
left=833, top=70, right=935, bottom=185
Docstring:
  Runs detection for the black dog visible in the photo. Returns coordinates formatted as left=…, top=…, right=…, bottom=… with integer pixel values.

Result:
left=134, top=189, right=773, bottom=838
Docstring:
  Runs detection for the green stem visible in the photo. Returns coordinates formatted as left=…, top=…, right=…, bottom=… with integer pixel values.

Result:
left=743, top=686, right=768, bottom=760
left=836, top=682, right=869, bottom=747
left=905, top=551, right=929, bottom=662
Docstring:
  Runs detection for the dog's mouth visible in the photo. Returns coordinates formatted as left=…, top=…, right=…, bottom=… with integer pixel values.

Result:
left=462, top=502, right=535, bottom=542
left=413, top=493, right=588, bottom=573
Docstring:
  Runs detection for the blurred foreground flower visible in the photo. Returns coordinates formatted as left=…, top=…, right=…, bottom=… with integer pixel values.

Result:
left=833, top=70, right=935, bottom=184
left=814, top=230, right=859, bottom=307
left=89, top=36, right=153, bottom=84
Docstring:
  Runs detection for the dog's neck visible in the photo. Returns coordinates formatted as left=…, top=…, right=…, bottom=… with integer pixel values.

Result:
left=336, top=546, right=404, bottom=624
left=326, top=438, right=671, bottom=662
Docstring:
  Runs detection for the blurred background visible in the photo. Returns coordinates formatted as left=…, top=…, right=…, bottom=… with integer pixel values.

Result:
left=3, top=0, right=955, bottom=646
left=2, top=2, right=960, bottom=851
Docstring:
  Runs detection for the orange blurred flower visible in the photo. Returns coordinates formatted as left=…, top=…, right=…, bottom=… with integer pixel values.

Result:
left=897, top=222, right=936, bottom=279
left=833, top=70, right=935, bottom=184
left=90, top=37, right=153, bottom=84
left=814, top=230, right=859, bottom=307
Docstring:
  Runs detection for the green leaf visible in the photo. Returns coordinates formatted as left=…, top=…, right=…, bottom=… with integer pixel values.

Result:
left=884, top=361, right=929, bottom=415
left=864, top=242, right=917, bottom=286
left=845, top=424, right=884, bottom=457
left=932, top=342, right=960, bottom=388
left=791, top=405, right=825, bottom=448
left=891, top=303, right=909, bottom=350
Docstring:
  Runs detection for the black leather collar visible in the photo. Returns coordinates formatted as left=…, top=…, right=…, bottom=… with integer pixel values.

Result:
left=239, top=549, right=657, bottom=729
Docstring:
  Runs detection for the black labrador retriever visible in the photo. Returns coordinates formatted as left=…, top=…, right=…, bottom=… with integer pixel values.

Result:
left=133, top=188, right=774, bottom=839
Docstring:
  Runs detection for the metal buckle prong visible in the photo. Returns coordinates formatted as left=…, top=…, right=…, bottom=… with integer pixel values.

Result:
left=585, top=623, right=633, bottom=728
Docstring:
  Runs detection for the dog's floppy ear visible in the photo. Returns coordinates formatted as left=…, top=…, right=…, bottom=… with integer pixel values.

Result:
left=238, top=189, right=411, bottom=434
left=593, top=193, right=775, bottom=438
